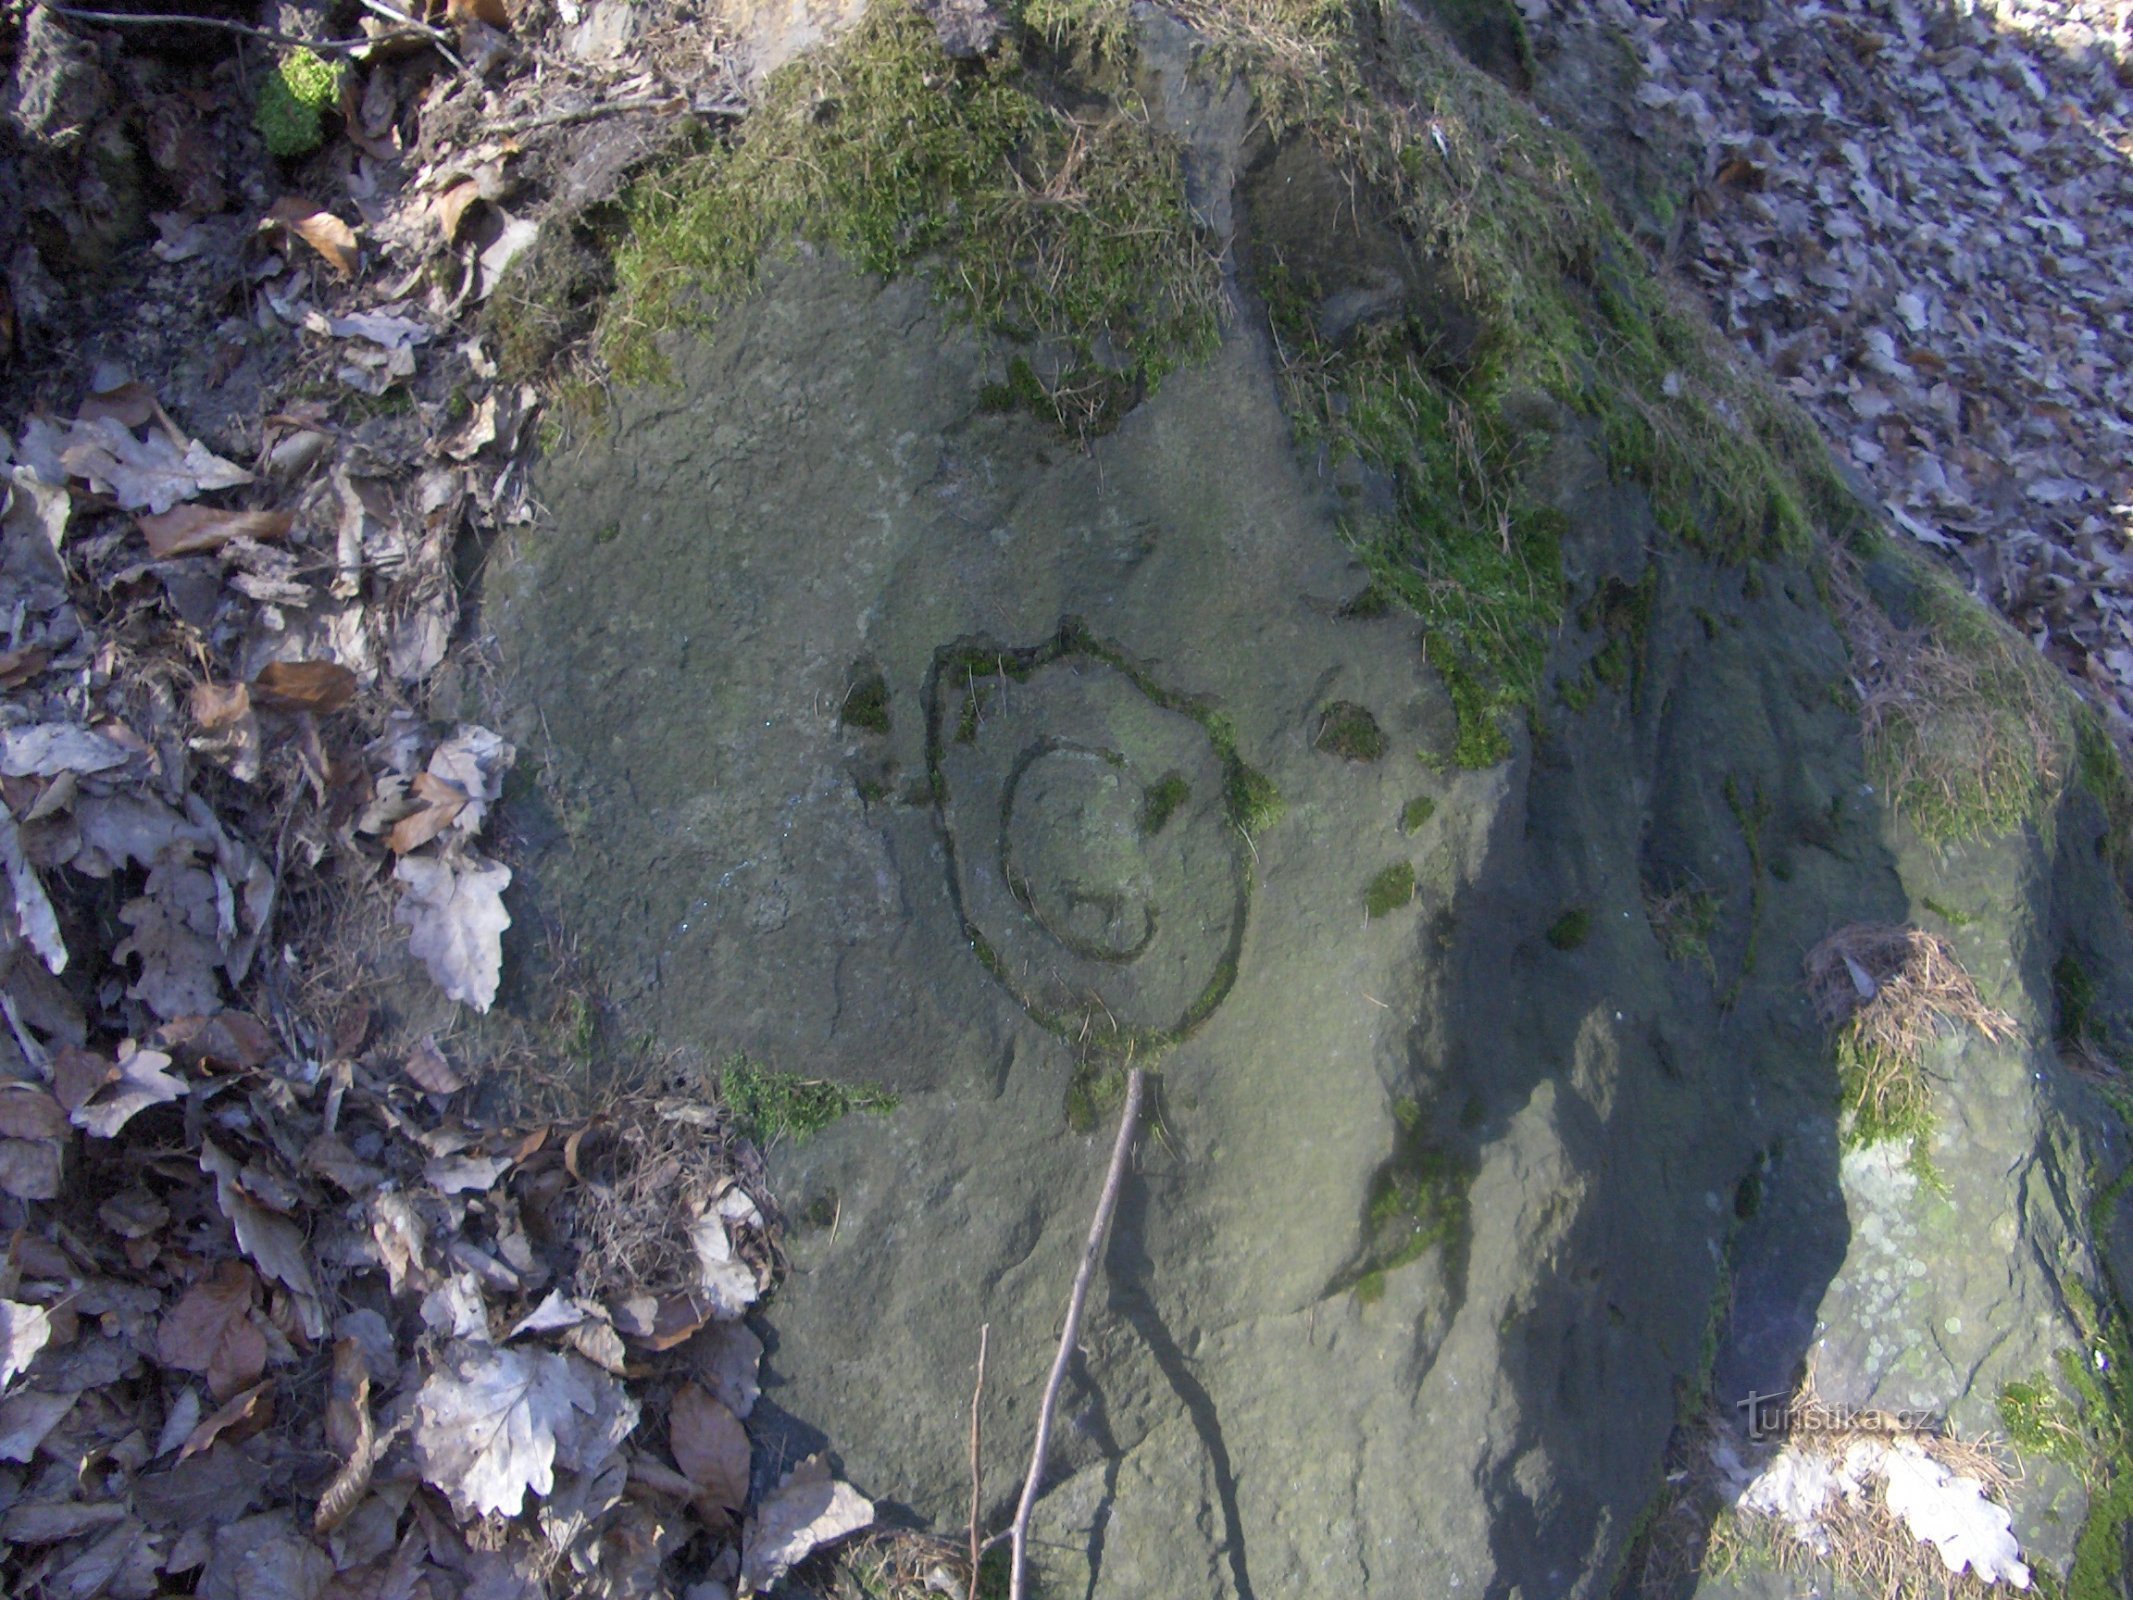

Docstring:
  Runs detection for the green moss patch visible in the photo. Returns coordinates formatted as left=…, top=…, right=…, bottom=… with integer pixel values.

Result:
left=1365, top=860, right=1417, bottom=918
left=599, top=0, right=1223, bottom=435
left=1350, top=1138, right=1471, bottom=1301
left=1544, top=907, right=1590, bottom=950
left=256, top=48, right=342, bottom=158
left=1140, top=772, right=1191, bottom=834
left=1315, top=700, right=1387, bottom=761
left=719, top=1054, right=899, bottom=1145
left=1400, top=794, right=1437, bottom=833
left=840, top=667, right=892, bottom=733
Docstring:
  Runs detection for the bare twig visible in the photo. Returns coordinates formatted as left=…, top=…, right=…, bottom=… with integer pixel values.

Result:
left=1008, top=1065, right=1146, bottom=1600
left=968, top=1323, right=989, bottom=1595
left=356, top=0, right=465, bottom=67
left=33, top=0, right=374, bottom=54
left=487, top=92, right=748, bottom=137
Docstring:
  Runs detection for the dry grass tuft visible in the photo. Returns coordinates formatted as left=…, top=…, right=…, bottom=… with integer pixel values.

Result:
left=1804, top=923, right=2014, bottom=1145
left=1827, top=546, right=2067, bottom=845
left=562, top=1093, right=775, bottom=1303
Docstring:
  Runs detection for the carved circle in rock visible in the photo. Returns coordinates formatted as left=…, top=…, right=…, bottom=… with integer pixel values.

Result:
left=927, top=624, right=1250, bottom=1047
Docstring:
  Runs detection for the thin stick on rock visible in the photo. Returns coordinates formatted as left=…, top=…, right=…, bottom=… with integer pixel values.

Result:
left=1009, top=1065, right=1146, bottom=1600
left=969, top=1322, right=989, bottom=1596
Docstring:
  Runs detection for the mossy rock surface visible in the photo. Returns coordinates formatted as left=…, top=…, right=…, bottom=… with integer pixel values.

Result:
left=487, top=2, right=2133, bottom=1592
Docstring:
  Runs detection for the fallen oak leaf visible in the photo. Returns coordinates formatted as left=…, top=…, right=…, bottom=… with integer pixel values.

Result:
left=0, top=1389, right=76, bottom=1462
left=0, top=647, right=50, bottom=687
left=0, top=1140, right=62, bottom=1202
left=251, top=661, right=358, bottom=714
left=265, top=196, right=361, bottom=276
left=138, top=505, right=294, bottom=559
left=394, top=851, right=510, bottom=1013
left=401, top=1035, right=463, bottom=1094
left=55, top=414, right=251, bottom=514
left=386, top=772, right=468, bottom=855
left=0, top=1086, right=66, bottom=1141
left=411, top=1343, right=597, bottom=1518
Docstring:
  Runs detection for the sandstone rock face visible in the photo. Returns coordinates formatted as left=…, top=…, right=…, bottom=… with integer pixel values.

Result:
left=490, top=9, right=2133, bottom=1592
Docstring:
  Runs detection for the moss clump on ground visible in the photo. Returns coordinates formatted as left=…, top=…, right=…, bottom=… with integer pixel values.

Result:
left=1545, top=907, right=1590, bottom=950
left=1365, top=860, right=1416, bottom=918
left=1140, top=772, right=1190, bottom=834
left=718, top=1054, right=899, bottom=1145
left=1400, top=794, right=1436, bottom=833
left=255, top=48, right=342, bottom=158
left=1315, top=700, right=1387, bottom=761
left=840, top=668, right=892, bottom=733
left=599, top=1, right=1223, bottom=435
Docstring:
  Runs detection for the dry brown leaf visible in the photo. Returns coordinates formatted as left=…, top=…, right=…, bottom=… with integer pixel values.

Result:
left=738, top=1454, right=873, bottom=1595
left=154, top=1011, right=274, bottom=1071
left=0, top=647, right=51, bottom=688
left=179, top=1381, right=271, bottom=1459
left=70, top=1042, right=185, bottom=1138
left=0, top=1388, right=77, bottom=1462
left=251, top=661, right=358, bottom=715
left=199, top=1141, right=325, bottom=1339
left=313, top=1336, right=374, bottom=1535
left=138, top=505, right=294, bottom=559
left=447, top=0, right=512, bottom=27
left=55, top=414, right=251, bottom=514
left=403, top=1035, right=463, bottom=1094
left=0, top=1084, right=67, bottom=1141
left=266, top=196, right=361, bottom=276
left=386, top=777, right=467, bottom=855
left=435, top=179, right=484, bottom=243
left=189, top=682, right=261, bottom=784
left=0, top=1298, right=53, bottom=1388
left=114, top=865, right=224, bottom=1021
left=669, top=1384, right=749, bottom=1515
left=50, top=1045, right=111, bottom=1113
left=0, top=1138, right=62, bottom=1202
left=157, top=1262, right=266, bottom=1401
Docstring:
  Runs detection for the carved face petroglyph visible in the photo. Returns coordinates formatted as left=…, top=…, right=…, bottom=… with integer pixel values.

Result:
left=927, top=623, right=1252, bottom=1048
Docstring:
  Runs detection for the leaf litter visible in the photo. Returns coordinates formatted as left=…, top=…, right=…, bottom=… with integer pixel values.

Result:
left=0, top=0, right=885, bottom=1588
left=1534, top=0, right=2133, bottom=744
